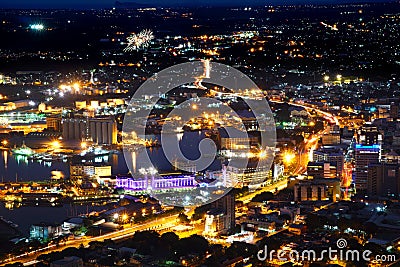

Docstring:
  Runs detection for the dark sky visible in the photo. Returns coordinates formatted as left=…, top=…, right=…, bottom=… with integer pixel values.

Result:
left=0, top=0, right=391, bottom=8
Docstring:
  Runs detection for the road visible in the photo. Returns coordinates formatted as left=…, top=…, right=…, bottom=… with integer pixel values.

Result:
left=251, top=226, right=289, bottom=244
left=269, top=99, right=337, bottom=176
left=292, top=128, right=329, bottom=176
left=238, top=178, right=288, bottom=204
left=0, top=214, right=180, bottom=266
left=269, top=100, right=340, bottom=126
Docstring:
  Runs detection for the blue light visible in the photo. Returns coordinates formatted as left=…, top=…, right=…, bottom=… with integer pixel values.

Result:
left=355, top=144, right=380, bottom=149
left=30, top=24, right=44, bottom=30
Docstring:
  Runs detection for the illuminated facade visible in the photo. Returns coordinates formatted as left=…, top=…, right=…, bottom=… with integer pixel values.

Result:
left=355, top=144, right=381, bottom=191
left=204, top=193, right=235, bottom=236
left=62, top=116, right=117, bottom=145
left=226, top=163, right=272, bottom=187
left=70, top=164, right=111, bottom=180
left=367, top=163, right=400, bottom=197
left=30, top=223, right=62, bottom=241
left=294, top=179, right=340, bottom=202
left=46, top=115, right=62, bottom=132
left=116, top=174, right=197, bottom=192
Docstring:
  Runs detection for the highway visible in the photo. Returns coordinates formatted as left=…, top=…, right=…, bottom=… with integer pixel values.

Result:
left=292, top=128, right=329, bottom=176
left=0, top=214, right=180, bottom=266
left=269, top=99, right=338, bottom=176
left=237, top=178, right=288, bottom=204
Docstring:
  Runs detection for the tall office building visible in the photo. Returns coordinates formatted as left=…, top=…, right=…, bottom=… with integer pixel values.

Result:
left=390, top=102, right=399, bottom=120
left=355, top=144, right=380, bottom=191
left=357, top=125, right=382, bottom=145
left=204, top=192, right=235, bottom=235
left=62, top=116, right=117, bottom=145
left=367, top=163, right=400, bottom=197
left=46, top=115, right=62, bottom=132
left=313, top=146, right=344, bottom=178
left=321, top=125, right=341, bottom=145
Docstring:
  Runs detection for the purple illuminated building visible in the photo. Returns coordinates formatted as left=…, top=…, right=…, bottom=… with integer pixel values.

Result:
left=116, top=174, right=197, bottom=192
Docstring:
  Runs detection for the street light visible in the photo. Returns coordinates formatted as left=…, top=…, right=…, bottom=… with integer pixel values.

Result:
left=283, top=151, right=295, bottom=165
left=50, top=140, right=61, bottom=149
left=81, top=142, right=87, bottom=149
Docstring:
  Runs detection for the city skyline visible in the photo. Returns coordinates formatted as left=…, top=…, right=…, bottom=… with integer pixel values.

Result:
left=0, top=0, right=392, bottom=8
left=1, top=1, right=400, bottom=266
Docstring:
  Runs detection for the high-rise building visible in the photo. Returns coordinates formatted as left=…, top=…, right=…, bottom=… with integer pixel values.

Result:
left=313, top=146, right=344, bottom=178
left=307, top=162, right=336, bottom=179
left=390, top=102, right=399, bottom=120
left=204, top=192, right=235, bottom=235
left=355, top=144, right=381, bottom=191
left=367, top=163, right=400, bottom=197
left=62, top=116, right=117, bottom=145
left=357, top=125, right=382, bottom=146
left=46, top=115, right=62, bottom=132
left=322, top=125, right=341, bottom=145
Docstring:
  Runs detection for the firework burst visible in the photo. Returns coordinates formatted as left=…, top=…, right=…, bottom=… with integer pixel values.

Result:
left=124, top=29, right=154, bottom=52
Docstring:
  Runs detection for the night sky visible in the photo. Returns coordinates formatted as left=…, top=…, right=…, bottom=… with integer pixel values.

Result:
left=0, top=0, right=392, bottom=8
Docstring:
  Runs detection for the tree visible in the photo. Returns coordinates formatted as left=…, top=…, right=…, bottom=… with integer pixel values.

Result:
left=225, top=242, right=257, bottom=259
left=363, top=222, right=378, bottom=237
left=278, top=213, right=292, bottom=223
left=305, top=213, right=323, bottom=231
left=160, top=232, right=179, bottom=245
left=129, top=231, right=160, bottom=255
left=178, top=213, right=190, bottom=224
left=177, top=235, right=209, bottom=256
left=251, top=192, right=274, bottom=203
left=337, top=217, right=350, bottom=232
left=191, top=204, right=211, bottom=221
left=313, top=121, right=324, bottom=132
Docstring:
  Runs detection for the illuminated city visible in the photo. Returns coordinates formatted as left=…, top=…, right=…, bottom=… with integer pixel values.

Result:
left=0, top=1, right=399, bottom=267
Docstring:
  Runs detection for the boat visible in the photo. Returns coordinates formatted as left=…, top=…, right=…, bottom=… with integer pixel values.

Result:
left=11, top=142, right=35, bottom=156
left=80, top=145, right=110, bottom=158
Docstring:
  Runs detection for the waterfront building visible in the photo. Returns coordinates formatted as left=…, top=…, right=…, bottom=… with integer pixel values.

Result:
left=30, top=222, right=62, bottom=241
left=62, top=116, right=117, bottom=145
left=46, top=115, right=62, bottom=132
left=116, top=174, right=197, bottom=193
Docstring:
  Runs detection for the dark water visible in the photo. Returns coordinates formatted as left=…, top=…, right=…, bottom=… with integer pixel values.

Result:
left=0, top=131, right=222, bottom=236
left=0, top=131, right=221, bottom=181
left=0, top=204, right=108, bottom=236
